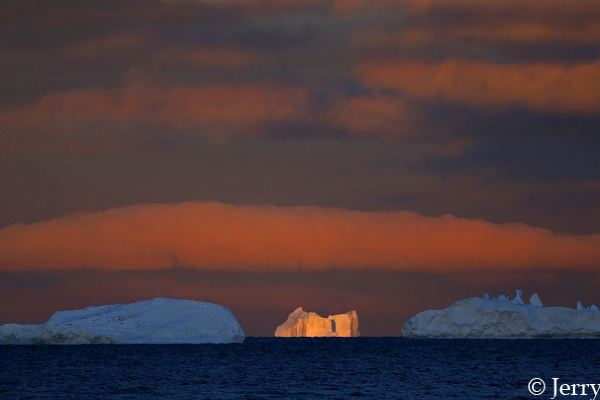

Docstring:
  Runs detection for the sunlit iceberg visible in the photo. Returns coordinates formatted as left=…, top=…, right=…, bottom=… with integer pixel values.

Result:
left=275, top=307, right=360, bottom=337
left=0, top=298, right=245, bottom=344
left=402, top=290, right=600, bottom=338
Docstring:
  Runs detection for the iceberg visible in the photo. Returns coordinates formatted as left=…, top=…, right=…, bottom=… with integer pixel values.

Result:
left=529, top=293, right=544, bottom=307
left=402, top=290, right=600, bottom=338
left=0, top=298, right=245, bottom=344
left=274, top=307, right=360, bottom=337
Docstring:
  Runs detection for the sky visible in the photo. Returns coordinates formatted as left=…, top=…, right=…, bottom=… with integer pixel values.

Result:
left=1, top=0, right=600, bottom=336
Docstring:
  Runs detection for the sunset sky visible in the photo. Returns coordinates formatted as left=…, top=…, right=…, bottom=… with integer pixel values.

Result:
left=2, top=0, right=600, bottom=335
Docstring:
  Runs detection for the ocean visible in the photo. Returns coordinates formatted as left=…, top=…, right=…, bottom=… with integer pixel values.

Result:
left=1, top=338, right=599, bottom=399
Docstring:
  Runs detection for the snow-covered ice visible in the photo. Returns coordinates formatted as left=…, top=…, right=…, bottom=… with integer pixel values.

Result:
left=0, top=298, right=245, bottom=344
left=402, top=290, right=600, bottom=338
left=274, top=307, right=360, bottom=337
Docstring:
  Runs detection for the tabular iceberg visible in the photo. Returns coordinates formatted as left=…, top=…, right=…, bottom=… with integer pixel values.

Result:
left=0, top=298, right=245, bottom=344
left=274, top=307, right=360, bottom=337
left=402, top=290, right=600, bottom=338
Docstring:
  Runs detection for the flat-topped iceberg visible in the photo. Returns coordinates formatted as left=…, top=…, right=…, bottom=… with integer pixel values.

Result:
left=402, top=290, right=600, bottom=339
left=0, top=298, right=245, bottom=344
left=275, top=307, right=360, bottom=337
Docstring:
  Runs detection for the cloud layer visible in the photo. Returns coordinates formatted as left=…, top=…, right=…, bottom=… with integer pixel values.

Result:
left=358, top=59, right=600, bottom=113
left=1, top=202, right=600, bottom=272
left=2, top=0, right=600, bottom=336
left=0, top=81, right=311, bottom=138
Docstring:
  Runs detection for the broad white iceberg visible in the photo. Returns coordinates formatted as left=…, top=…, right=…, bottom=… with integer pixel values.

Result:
left=0, top=298, right=245, bottom=344
left=274, top=307, right=360, bottom=337
left=402, top=290, right=600, bottom=338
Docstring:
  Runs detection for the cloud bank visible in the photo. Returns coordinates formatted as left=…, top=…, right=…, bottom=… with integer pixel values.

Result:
left=0, top=82, right=310, bottom=138
left=358, top=59, right=600, bottom=114
left=1, top=202, right=600, bottom=271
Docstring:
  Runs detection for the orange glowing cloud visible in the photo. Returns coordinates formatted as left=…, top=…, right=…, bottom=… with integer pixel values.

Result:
left=451, top=23, right=600, bottom=45
left=327, top=95, right=422, bottom=137
left=330, top=0, right=399, bottom=14
left=1, top=202, right=600, bottom=272
left=405, top=0, right=600, bottom=15
left=346, top=0, right=600, bottom=47
left=333, top=0, right=600, bottom=15
left=351, top=22, right=600, bottom=50
left=0, top=82, right=310, bottom=137
left=407, top=0, right=600, bottom=46
left=1, top=80, right=432, bottom=141
left=358, top=59, right=600, bottom=114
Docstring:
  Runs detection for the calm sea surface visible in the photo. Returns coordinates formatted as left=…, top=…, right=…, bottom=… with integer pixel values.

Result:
left=1, top=338, right=600, bottom=399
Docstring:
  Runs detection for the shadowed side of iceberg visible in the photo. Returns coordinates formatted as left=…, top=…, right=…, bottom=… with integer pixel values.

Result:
left=402, top=291, right=600, bottom=339
left=0, top=298, right=245, bottom=344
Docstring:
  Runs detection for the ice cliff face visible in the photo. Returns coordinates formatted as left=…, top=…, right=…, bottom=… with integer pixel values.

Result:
left=0, top=298, right=245, bottom=344
left=274, top=307, right=360, bottom=337
left=402, top=291, right=600, bottom=339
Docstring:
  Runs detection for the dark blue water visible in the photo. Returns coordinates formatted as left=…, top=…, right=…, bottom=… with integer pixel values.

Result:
left=2, top=338, right=600, bottom=399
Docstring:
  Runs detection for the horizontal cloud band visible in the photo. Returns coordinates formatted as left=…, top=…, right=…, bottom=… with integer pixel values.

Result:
left=1, top=202, right=600, bottom=271
left=358, top=59, right=600, bottom=113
